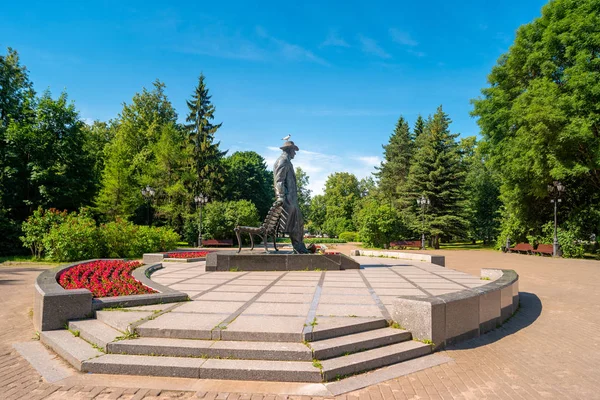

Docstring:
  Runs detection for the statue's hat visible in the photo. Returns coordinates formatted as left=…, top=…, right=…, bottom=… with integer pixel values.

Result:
left=280, top=141, right=299, bottom=151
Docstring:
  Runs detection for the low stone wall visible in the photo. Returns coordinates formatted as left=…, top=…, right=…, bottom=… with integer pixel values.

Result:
left=206, top=251, right=360, bottom=271
left=391, top=269, right=519, bottom=349
left=34, top=260, right=188, bottom=332
left=352, top=249, right=445, bottom=267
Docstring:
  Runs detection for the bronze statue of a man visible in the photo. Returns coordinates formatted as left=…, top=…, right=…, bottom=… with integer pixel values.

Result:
left=273, top=141, right=309, bottom=254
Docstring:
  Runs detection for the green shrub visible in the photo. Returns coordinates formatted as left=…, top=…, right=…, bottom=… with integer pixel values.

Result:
left=43, top=213, right=102, bottom=262
left=322, top=217, right=354, bottom=238
left=132, top=225, right=179, bottom=256
left=528, top=221, right=585, bottom=258
left=339, top=231, right=358, bottom=242
left=100, top=219, right=179, bottom=258
left=203, top=200, right=260, bottom=244
left=20, top=207, right=68, bottom=258
left=100, top=219, right=139, bottom=258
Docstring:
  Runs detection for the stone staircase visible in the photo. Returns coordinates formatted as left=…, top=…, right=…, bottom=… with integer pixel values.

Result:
left=41, top=313, right=432, bottom=383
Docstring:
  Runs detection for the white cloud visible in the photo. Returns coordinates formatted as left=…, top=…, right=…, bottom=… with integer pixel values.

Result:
left=358, top=35, right=391, bottom=59
left=261, top=146, right=379, bottom=195
left=389, top=28, right=418, bottom=46
left=256, top=26, right=330, bottom=66
left=356, top=156, right=380, bottom=166
left=321, top=30, right=350, bottom=48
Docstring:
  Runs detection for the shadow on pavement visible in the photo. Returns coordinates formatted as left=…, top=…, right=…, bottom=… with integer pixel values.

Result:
left=448, top=291, right=542, bottom=350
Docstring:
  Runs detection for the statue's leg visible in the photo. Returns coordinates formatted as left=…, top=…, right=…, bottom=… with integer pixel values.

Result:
left=249, top=233, right=255, bottom=251
left=263, top=233, right=268, bottom=253
left=235, top=229, right=242, bottom=254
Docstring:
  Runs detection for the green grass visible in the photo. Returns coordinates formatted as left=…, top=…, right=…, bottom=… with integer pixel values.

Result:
left=437, top=241, right=496, bottom=250
left=0, top=255, right=60, bottom=265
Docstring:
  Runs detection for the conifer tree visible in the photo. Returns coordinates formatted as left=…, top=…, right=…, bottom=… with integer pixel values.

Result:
left=401, top=106, right=468, bottom=248
left=413, top=115, right=425, bottom=139
left=375, top=116, right=413, bottom=200
left=184, top=73, right=227, bottom=198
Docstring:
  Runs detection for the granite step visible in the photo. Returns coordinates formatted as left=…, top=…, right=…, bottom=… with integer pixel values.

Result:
left=108, top=337, right=312, bottom=361
left=311, top=327, right=412, bottom=360
left=308, top=317, right=389, bottom=341
left=83, top=354, right=322, bottom=382
left=40, top=330, right=104, bottom=370
left=69, top=319, right=123, bottom=351
left=320, top=340, right=432, bottom=381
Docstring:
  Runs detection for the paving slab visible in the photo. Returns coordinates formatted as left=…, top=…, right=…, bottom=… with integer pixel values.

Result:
left=196, top=291, right=257, bottom=301
left=319, top=295, right=376, bottom=304
left=266, top=286, right=317, bottom=294
left=242, top=302, right=311, bottom=316
left=222, top=315, right=306, bottom=342
left=172, top=300, right=246, bottom=313
left=319, top=287, right=371, bottom=296
left=96, top=310, right=154, bottom=332
left=316, top=304, right=383, bottom=318
left=136, top=313, right=227, bottom=339
left=367, top=282, right=414, bottom=288
left=69, top=319, right=122, bottom=350
left=274, top=280, right=319, bottom=287
left=213, top=285, right=265, bottom=293
left=255, top=293, right=315, bottom=303
left=311, top=327, right=412, bottom=359
left=371, top=288, right=427, bottom=296
left=170, top=284, right=217, bottom=291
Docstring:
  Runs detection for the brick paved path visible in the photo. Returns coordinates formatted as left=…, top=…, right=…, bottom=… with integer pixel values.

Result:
left=2, top=250, right=600, bottom=399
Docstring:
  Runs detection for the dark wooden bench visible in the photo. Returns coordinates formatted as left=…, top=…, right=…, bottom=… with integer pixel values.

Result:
left=532, top=243, right=553, bottom=256
left=234, top=203, right=288, bottom=253
left=390, top=240, right=422, bottom=249
left=203, top=239, right=234, bottom=247
left=508, top=243, right=533, bottom=254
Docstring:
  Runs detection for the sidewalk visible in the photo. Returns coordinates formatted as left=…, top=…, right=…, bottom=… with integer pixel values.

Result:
left=2, top=250, right=600, bottom=399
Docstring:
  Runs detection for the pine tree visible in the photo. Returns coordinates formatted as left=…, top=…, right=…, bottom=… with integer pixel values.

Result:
left=401, top=106, right=468, bottom=248
left=184, top=73, right=227, bottom=198
left=413, top=115, right=425, bottom=139
left=375, top=116, right=413, bottom=200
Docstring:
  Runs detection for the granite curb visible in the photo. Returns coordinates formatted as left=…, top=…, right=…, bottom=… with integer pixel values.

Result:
left=391, top=268, right=519, bottom=349
left=34, top=260, right=189, bottom=331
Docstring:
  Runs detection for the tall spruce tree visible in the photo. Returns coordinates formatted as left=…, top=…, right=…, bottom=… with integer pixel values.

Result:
left=375, top=116, right=413, bottom=200
left=401, top=106, right=468, bottom=248
left=413, top=115, right=425, bottom=139
left=185, top=73, right=227, bottom=198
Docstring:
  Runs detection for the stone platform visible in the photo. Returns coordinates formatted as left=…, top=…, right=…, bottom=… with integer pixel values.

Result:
left=39, top=255, right=518, bottom=386
left=206, top=250, right=360, bottom=271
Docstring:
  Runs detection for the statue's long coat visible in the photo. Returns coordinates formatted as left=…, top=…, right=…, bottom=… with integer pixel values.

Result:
left=273, top=153, right=304, bottom=236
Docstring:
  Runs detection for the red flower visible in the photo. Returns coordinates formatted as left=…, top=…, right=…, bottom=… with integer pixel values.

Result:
left=164, top=251, right=209, bottom=259
left=57, top=260, right=156, bottom=298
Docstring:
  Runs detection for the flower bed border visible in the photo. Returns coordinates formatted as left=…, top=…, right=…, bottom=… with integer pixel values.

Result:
left=34, top=259, right=188, bottom=332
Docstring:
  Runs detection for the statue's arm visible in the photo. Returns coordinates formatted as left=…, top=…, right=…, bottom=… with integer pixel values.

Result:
left=273, top=159, right=288, bottom=203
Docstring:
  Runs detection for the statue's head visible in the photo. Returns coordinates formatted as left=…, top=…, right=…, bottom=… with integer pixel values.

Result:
left=280, top=141, right=299, bottom=159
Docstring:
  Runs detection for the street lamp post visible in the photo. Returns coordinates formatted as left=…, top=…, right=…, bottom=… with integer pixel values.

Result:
left=194, top=194, right=208, bottom=248
left=141, top=185, right=155, bottom=226
left=416, top=195, right=430, bottom=250
left=547, top=181, right=565, bottom=257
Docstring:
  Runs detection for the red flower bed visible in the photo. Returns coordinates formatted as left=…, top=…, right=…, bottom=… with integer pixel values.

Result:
left=58, top=260, right=157, bottom=298
left=164, top=251, right=209, bottom=259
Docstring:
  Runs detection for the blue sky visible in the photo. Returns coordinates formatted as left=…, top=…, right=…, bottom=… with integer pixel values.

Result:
left=1, top=0, right=548, bottom=194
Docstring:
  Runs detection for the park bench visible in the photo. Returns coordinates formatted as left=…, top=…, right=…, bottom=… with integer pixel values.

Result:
left=203, top=239, right=234, bottom=247
left=234, top=203, right=288, bottom=253
left=508, top=243, right=533, bottom=254
left=390, top=240, right=422, bottom=249
left=532, top=243, right=553, bottom=256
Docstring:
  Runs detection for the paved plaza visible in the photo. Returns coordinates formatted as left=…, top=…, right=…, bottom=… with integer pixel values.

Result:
left=1, top=248, right=600, bottom=399
left=140, top=256, right=487, bottom=339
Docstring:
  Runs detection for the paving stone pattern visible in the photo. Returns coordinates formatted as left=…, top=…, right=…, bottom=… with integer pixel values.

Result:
left=2, top=250, right=600, bottom=398
left=136, top=257, right=484, bottom=337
